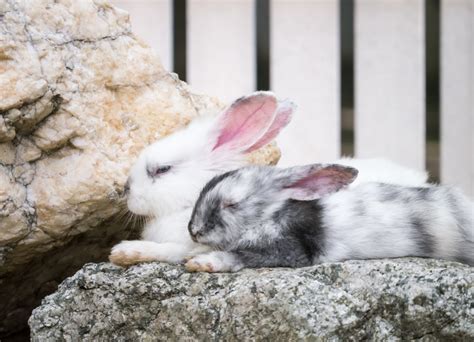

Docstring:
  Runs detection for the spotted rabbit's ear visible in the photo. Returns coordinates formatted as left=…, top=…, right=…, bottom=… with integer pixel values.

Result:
left=211, top=92, right=278, bottom=153
left=281, top=164, right=359, bottom=201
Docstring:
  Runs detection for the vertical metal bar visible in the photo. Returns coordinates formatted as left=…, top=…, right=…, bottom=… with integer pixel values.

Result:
left=173, top=0, right=187, bottom=81
left=256, top=0, right=270, bottom=90
left=340, top=0, right=354, bottom=157
left=425, top=0, right=440, bottom=182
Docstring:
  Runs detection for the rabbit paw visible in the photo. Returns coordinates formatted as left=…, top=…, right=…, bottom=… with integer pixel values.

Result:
left=109, top=240, right=153, bottom=267
left=185, top=255, right=217, bottom=272
left=185, top=252, right=240, bottom=273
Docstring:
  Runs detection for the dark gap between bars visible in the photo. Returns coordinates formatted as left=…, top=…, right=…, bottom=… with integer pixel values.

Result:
left=425, top=0, right=440, bottom=182
left=340, top=0, right=354, bottom=157
left=256, top=0, right=270, bottom=91
left=173, top=0, right=187, bottom=82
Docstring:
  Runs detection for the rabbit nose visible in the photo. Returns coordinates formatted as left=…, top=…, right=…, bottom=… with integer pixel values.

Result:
left=188, top=222, right=199, bottom=242
left=123, top=178, right=131, bottom=195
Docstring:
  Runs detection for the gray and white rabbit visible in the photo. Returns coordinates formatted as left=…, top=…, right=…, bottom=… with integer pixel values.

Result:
left=186, top=164, right=473, bottom=272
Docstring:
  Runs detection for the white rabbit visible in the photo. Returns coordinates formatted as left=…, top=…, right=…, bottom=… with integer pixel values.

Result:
left=109, top=92, right=295, bottom=266
left=109, top=91, right=429, bottom=267
left=186, top=164, right=473, bottom=272
left=333, top=158, right=428, bottom=187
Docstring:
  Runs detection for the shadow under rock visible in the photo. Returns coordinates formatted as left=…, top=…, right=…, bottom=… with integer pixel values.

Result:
left=0, top=217, right=141, bottom=340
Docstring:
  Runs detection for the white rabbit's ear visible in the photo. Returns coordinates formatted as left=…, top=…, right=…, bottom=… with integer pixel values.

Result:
left=212, top=92, right=278, bottom=153
left=245, top=99, right=295, bottom=153
left=282, top=164, right=358, bottom=201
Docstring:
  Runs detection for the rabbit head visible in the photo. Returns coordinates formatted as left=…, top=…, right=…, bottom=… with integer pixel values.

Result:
left=126, top=92, right=295, bottom=218
left=188, top=164, right=358, bottom=249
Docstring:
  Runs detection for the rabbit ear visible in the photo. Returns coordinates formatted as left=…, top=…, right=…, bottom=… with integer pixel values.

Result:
left=244, top=99, right=295, bottom=153
left=212, top=92, right=278, bottom=153
left=281, top=164, right=358, bottom=201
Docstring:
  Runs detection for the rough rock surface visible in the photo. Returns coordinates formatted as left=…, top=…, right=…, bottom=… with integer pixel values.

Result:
left=0, top=0, right=279, bottom=336
left=29, top=258, right=473, bottom=341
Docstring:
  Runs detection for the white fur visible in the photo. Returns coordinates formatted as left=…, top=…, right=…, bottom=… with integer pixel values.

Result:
left=110, top=115, right=239, bottom=264
left=110, top=241, right=193, bottom=264
left=319, top=183, right=473, bottom=263
left=126, top=116, right=226, bottom=217
left=320, top=184, right=422, bottom=262
left=335, top=158, right=429, bottom=187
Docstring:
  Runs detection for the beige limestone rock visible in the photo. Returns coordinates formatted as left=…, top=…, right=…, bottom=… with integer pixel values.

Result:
left=0, top=0, right=279, bottom=337
left=16, top=138, right=42, bottom=162
left=0, top=143, right=15, bottom=164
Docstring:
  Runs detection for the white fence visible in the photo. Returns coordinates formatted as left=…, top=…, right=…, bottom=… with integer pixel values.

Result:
left=112, top=0, right=473, bottom=197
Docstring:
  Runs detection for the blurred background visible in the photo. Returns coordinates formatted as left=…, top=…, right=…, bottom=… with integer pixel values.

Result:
left=111, top=0, right=473, bottom=197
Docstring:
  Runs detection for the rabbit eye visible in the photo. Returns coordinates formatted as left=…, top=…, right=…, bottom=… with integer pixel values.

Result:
left=221, top=200, right=238, bottom=209
left=147, top=165, right=171, bottom=179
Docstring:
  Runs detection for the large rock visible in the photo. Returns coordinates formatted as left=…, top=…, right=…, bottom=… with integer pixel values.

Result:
left=0, top=0, right=279, bottom=336
left=29, top=258, right=473, bottom=341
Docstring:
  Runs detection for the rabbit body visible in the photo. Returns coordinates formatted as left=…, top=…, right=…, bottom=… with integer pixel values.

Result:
left=186, top=165, right=473, bottom=272
left=320, top=183, right=473, bottom=264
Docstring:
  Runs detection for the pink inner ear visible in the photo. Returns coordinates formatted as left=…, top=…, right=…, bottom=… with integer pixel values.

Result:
left=286, top=166, right=358, bottom=201
left=245, top=100, right=294, bottom=153
left=291, top=170, right=343, bottom=196
left=212, top=93, right=277, bottom=152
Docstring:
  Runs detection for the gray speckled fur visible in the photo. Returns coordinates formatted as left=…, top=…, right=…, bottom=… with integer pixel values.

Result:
left=189, top=165, right=474, bottom=269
